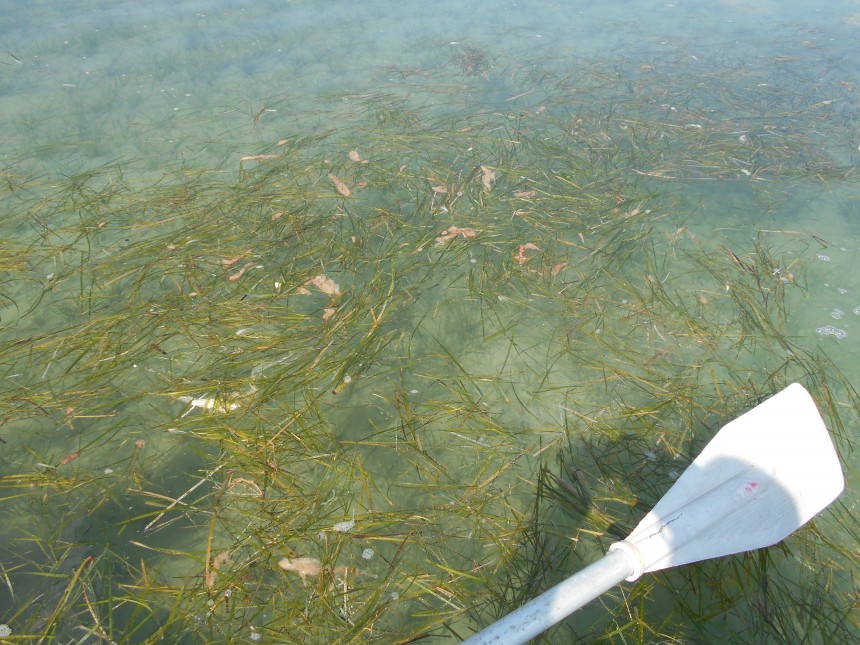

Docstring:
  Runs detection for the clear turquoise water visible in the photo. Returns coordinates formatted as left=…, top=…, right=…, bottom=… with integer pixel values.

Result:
left=1, top=1, right=858, bottom=642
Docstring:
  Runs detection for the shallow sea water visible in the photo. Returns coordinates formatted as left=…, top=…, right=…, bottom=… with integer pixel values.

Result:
left=1, top=0, right=858, bottom=643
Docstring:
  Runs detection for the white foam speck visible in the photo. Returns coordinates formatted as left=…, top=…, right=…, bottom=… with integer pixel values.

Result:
left=831, top=309, right=845, bottom=320
left=333, top=520, right=355, bottom=533
left=816, top=325, right=847, bottom=339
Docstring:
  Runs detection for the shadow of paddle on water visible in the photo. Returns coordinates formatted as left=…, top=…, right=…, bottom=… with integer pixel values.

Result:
left=462, top=383, right=845, bottom=644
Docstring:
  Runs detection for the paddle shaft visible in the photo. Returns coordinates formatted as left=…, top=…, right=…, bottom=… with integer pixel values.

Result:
left=462, top=548, right=635, bottom=644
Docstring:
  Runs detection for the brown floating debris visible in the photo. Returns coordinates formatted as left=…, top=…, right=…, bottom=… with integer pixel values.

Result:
left=480, top=165, right=496, bottom=191
left=552, top=262, right=569, bottom=276
left=278, top=557, right=327, bottom=584
left=240, top=154, right=279, bottom=162
left=206, top=550, right=232, bottom=589
left=59, top=451, right=81, bottom=466
left=322, top=306, right=338, bottom=321
left=278, top=556, right=355, bottom=585
left=435, top=226, right=477, bottom=244
left=308, top=274, right=341, bottom=296
left=720, top=244, right=756, bottom=274
left=348, top=150, right=361, bottom=162
left=327, top=172, right=351, bottom=197
left=228, top=262, right=257, bottom=281
left=227, top=476, right=263, bottom=497
left=220, top=250, right=252, bottom=266
left=515, top=242, right=540, bottom=265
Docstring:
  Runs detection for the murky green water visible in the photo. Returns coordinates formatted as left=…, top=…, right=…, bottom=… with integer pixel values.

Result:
left=1, top=1, right=858, bottom=643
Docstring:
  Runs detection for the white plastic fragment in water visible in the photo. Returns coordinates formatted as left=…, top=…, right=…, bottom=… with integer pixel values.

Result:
left=0, top=625, right=11, bottom=637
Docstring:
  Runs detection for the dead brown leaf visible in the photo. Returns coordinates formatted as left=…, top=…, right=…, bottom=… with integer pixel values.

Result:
left=435, top=226, right=477, bottom=244
left=278, top=557, right=323, bottom=584
left=206, top=550, right=232, bottom=589
left=348, top=150, right=361, bottom=162
left=240, top=154, right=279, bottom=162
left=220, top=250, right=252, bottom=266
left=277, top=556, right=356, bottom=586
left=328, top=172, right=351, bottom=197
left=227, top=476, right=263, bottom=497
left=480, top=165, right=496, bottom=191
left=322, top=306, right=338, bottom=321
left=515, top=242, right=540, bottom=265
left=309, top=274, right=342, bottom=296
left=59, top=451, right=81, bottom=466
left=514, top=190, right=537, bottom=199
left=552, top=262, right=569, bottom=276
left=228, top=262, right=256, bottom=281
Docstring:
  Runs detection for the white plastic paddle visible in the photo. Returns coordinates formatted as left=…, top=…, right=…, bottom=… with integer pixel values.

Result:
left=463, top=383, right=845, bottom=645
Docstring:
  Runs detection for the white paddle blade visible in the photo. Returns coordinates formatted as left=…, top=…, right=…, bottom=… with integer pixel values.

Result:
left=610, top=383, right=844, bottom=580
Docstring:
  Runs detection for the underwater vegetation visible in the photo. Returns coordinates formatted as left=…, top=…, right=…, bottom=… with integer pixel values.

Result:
left=0, top=40, right=858, bottom=644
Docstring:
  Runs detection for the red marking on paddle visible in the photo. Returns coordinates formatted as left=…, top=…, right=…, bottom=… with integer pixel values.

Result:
left=742, top=480, right=760, bottom=496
